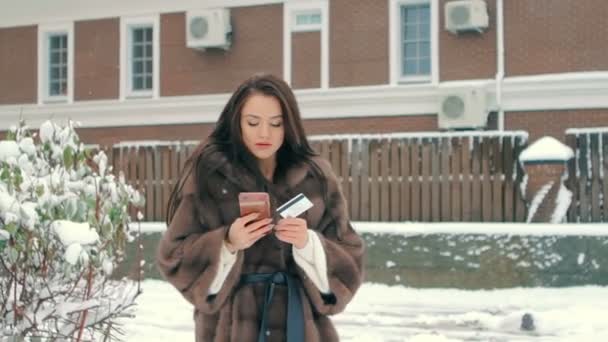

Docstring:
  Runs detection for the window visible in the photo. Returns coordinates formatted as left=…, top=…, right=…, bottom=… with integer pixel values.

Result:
left=391, top=0, right=436, bottom=84
left=292, top=10, right=322, bottom=32
left=38, top=23, right=73, bottom=103
left=130, top=27, right=154, bottom=91
left=120, top=16, right=159, bottom=99
left=48, top=34, right=68, bottom=96
left=296, top=12, right=321, bottom=26
left=401, top=4, right=430, bottom=78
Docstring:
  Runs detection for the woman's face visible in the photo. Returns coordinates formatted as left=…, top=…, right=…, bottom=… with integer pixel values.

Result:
left=240, top=93, right=285, bottom=162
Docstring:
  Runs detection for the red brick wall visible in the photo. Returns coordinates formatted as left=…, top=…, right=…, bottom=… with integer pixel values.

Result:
left=505, top=109, right=608, bottom=143
left=160, top=5, right=283, bottom=96
left=440, top=0, right=497, bottom=81
left=505, top=0, right=608, bottom=76
left=74, top=18, right=120, bottom=100
left=75, top=123, right=215, bottom=146
left=330, top=0, right=389, bottom=87
left=73, top=115, right=437, bottom=146
left=0, top=25, right=37, bottom=104
left=303, top=115, right=436, bottom=135
left=292, top=31, right=321, bottom=89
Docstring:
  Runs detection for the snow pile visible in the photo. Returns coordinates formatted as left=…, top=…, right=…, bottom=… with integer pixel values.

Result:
left=525, top=181, right=553, bottom=223
left=0, top=120, right=145, bottom=340
left=52, top=220, right=100, bottom=245
left=552, top=174, right=573, bottom=223
left=519, top=136, right=574, bottom=163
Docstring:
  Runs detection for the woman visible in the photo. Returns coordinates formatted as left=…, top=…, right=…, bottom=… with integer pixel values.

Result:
left=156, top=74, right=364, bottom=342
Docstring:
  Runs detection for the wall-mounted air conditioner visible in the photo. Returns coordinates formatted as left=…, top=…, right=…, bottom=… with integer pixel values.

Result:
left=186, top=9, right=232, bottom=50
left=445, top=0, right=489, bottom=34
left=438, top=86, right=488, bottom=130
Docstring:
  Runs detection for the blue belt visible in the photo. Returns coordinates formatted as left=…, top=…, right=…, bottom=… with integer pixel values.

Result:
left=240, top=271, right=305, bottom=342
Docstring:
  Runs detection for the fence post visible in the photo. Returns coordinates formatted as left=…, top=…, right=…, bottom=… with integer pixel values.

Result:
left=519, top=137, right=574, bottom=223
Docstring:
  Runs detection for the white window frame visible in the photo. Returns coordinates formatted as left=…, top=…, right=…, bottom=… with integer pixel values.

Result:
left=283, top=0, right=329, bottom=88
left=120, top=15, right=160, bottom=100
left=390, top=0, right=439, bottom=85
left=37, top=22, right=74, bottom=104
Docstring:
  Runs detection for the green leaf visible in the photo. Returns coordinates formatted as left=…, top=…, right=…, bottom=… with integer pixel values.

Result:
left=7, top=247, right=19, bottom=263
left=76, top=201, right=88, bottom=221
left=65, top=199, right=78, bottom=220
left=76, top=150, right=86, bottom=164
left=0, top=167, right=9, bottom=182
left=109, top=206, right=122, bottom=222
left=86, top=197, right=96, bottom=211
left=4, top=222, right=17, bottom=235
left=13, top=169, right=23, bottom=188
left=63, top=145, right=74, bottom=168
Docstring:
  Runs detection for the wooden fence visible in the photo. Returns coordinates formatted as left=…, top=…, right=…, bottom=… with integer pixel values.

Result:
left=105, top=141, right=199, bottom=222
left=104, top=131, right=529, bottom=223
left=308, top=132, right=528, bottom=222
left=565, top=128, right=608, bottom=222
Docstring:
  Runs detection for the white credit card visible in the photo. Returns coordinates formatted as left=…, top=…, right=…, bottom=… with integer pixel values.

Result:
left=276, top=193, right=313, bottom=218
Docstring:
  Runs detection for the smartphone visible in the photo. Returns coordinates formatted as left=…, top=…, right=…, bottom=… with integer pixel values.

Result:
left=238, top=192, right=271, bottom=219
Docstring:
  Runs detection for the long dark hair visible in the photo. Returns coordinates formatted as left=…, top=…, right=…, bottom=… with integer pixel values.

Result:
left=166, top=73, right=323, bottom=224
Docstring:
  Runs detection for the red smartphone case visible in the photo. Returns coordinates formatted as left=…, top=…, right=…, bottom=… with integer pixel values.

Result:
left=238, top=192, right=271, bottom=219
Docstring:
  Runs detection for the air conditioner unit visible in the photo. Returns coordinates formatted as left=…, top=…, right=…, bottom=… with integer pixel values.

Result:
left=438, top=87, right=488, bottom=130
left=186, top=9, right=232, bottom=50
left=445, top=0, right=489, bottom=34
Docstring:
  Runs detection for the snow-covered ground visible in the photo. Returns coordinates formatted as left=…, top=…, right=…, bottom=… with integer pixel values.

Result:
left=122, top=280, right=608, bottom=342
left=122, top=222, right=608, bottom=341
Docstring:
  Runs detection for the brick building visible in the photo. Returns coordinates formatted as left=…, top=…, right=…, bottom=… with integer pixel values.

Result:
left=0, top=0, right=607, bottom=146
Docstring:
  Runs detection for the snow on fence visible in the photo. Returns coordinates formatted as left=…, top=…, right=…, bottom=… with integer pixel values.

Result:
left=565, top=127, right=608, bottom=222
left=99, top=131, right=531, bottom=223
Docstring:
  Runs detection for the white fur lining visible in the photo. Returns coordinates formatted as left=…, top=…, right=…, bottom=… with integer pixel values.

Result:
left=208, top=230, right=331, bottom=295
left=208, top=241, right=238, bottom=294
left=293, top=230, right=330, bottom=294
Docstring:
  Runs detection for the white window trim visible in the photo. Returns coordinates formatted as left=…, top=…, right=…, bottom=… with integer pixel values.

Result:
left=390, top=0, right=439, bottom=85
left=1, top=1, right=285, bottom=29
left=37, top=22, right=74, bottom=105
left=120, top=15, right=160, bottom=100
left=2, top=72, right=608, bottom=129
left=283, top=0, right=329, bottom=89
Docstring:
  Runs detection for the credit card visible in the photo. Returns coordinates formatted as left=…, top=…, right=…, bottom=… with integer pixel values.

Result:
left=276, top=193, right=313, bottom=218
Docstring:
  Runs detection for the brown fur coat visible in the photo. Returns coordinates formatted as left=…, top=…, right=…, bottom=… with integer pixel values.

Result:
left=156, top=150, right=365, bottom=341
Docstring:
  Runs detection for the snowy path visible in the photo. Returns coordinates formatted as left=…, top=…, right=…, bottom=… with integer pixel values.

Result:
left=122, top=280, right=608, bottom=341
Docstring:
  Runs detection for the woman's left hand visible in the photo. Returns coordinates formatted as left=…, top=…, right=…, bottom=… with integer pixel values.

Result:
left=274, top=217, right=309, bottom=249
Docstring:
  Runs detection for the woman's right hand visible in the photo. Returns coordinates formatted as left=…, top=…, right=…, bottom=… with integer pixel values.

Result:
left=225, top=213, right=273, bottom=253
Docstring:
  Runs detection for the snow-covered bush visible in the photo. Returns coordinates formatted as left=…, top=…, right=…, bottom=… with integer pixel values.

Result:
left=0, top=120, right=145, bottom=341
